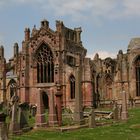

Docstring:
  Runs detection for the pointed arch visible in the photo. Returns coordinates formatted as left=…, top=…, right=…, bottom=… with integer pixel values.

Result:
left=134, top=55, right=140, bottom=96
left=7, top=79, right=17, bottom=98
left=35, top=43, right=54, bottom=83
left=69, top=75, right=75, bottom=99
left=104, top=74, right=113, bottom=100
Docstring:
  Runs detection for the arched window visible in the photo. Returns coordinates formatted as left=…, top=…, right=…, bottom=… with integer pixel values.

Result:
left=69, top=75, right=75, bottom=99
left=8, top=79, right=17, bottom=98
left=36, top=44, right=54, bottom=83
left=135, top=56, right=140, bottom=96
left=105, top=74, right=112, bottom=99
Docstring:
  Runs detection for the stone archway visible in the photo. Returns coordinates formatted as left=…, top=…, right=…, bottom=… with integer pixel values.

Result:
left=7, top=79, right=17, bottom=101
left=35, top=88, right=58, bottom=127
left=42, top=92, right=49, bottom=123
left=104, top=75, right=113, bottom=100
left=42, top=92, right=49, bottom=109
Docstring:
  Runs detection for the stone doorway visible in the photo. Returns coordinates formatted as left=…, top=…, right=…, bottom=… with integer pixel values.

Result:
left=35, top=88, right=58, bottom=127
left=42, top=92, right=49, bottom=109
left=42, top=92, right=49, bottom=123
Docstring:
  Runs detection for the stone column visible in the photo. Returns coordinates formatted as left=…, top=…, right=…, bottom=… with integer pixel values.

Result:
left=35, top=89, right=46, bottom=127
left=0, top=113, right=8, bottom=140
left=74, top=66, right=84, bottom=124
left=121, top=90, right=128, bottom=120
left=55, top=85, right=62, bottom=126
left=48, top=89, right=58, bottom=126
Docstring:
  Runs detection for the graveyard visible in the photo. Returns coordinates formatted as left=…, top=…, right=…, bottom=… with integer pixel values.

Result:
left=0, top=68, right=133, bottom=140
left=9, top=108, right=140, bottom=140
left=0, top=90, right=139, bottom=140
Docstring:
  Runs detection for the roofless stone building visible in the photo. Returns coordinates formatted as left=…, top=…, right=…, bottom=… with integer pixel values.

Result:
left=0, top=20, right=140, bottom=120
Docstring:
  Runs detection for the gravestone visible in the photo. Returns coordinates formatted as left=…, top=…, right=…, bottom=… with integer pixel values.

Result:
left=89, top=108, right=96, bottom=128
left=121, top=90, right=128, bottom=120
left=18, top=102, right=30, bottom=131
left=0, top=112, right=8, bottom=140
left=113, top=102, right=119, bottom=121
left=118, top=105, right=122, bottom=120
left=9, top=95, right=20, bottom=134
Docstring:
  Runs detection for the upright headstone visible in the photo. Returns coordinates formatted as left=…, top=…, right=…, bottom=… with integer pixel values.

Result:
left=113, top=102, right=119, bottom=121
left=74, top=66, right=84, bottom=124
left=0, top=113, right=8, bottom=140
left=121, top=90, right=128, bottom=120
left=89, top=107, right=96, bottom=128
left=118, top=104, right=122, bottom=120
left=18, top=102, right=29, bottom=130
left=9, top=95, right=20, bottom=134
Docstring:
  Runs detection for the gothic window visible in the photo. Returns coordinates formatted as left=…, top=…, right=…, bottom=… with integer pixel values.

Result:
left=69, top=75, right=75, bottom=99
left=135, top=56, right=140, bottom=96
left=105, top=75, right=112, bottom=99
left=8, top=79, right=17, bottom=98
left=36, top=43, right=54, bottom=83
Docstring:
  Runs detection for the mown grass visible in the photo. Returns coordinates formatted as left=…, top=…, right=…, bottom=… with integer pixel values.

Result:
left=11, top=108, right=140, bottom=140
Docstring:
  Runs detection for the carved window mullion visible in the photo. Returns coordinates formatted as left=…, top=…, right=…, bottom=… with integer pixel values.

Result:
left=36, top=44, right=54, bottom=83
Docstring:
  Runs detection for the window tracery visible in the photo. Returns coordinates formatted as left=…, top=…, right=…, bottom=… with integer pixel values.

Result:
left=36, top=44, right=54, bottom=83
left=69, top=75, right=75, bottom=99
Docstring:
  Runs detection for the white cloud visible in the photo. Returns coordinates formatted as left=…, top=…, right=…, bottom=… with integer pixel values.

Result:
left=87, top=51, right=116, bottom=59
left=43, top=0, right=117, bottom=20
left=0, top=0, right=44, bottom=8
left=41, top=0, right=140, bottom=20
left=122, top=0, right=140, bottom=17
left=0, top=0, right=140, bottom=20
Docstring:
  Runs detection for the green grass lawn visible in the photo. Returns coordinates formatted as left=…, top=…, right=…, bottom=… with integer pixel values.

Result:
left=11, top=108, right=140, bottom=140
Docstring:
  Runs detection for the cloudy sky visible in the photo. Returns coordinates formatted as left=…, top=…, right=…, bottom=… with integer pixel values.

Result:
left=0, top=0, right=140, bottom=59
